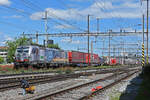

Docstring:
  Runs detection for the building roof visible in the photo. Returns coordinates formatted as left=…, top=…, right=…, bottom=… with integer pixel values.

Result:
left=0, top=46, right=8, bottom=50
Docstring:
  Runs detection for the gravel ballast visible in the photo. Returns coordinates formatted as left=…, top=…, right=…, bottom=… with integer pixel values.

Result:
left=92, top=71, right=142, bottom=100
left=0, top=73, right=113, bottom=100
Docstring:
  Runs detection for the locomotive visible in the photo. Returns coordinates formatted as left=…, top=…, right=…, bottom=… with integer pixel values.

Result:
left=14, top=45, right=101, bottom=68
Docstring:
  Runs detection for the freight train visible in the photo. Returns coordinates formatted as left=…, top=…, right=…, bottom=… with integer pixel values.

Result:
left=14, top=45, right=101, bottom=68
left=103, top=57, right=139, bottom=65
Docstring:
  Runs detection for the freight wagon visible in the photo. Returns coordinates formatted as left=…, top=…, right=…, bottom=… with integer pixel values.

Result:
left=14, top=45, right=101, bottom=68
left=68, top=51, right=100, bottom=66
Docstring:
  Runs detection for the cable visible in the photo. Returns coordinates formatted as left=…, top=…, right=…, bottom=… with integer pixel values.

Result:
left=0, top=5, right=31, bottom=16
left=20, top=0, right=42, bottom=12
left=95, top=0, right=123, bottom=29
left=0, top=20, right=38, bottom=32
left=24, top=0, right=87, bottom=32
left=21, top=0, right=43, bottom=11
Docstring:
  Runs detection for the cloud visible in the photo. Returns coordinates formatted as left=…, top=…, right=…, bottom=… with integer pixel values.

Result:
left=3, top=15, right=23, bottom=19
left=0, top=33, right=14, bottom=46
left=30, top=0, right=142, bottom=20
left=11, top=15, right=23, bottom=18
left=4, top=35, right=13, bottom=41
left=0, top=0, right=11, bottom=6
left=54, top=24, right=75, bottom=29
left=123, top=2, right=140, bottom=8
left=30, top=8, right=80, bottom=20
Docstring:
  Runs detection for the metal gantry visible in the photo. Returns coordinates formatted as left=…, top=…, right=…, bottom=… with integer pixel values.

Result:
left=23, top=31, right=147, bottom=65
left=22, top=31, right=144, bottom=38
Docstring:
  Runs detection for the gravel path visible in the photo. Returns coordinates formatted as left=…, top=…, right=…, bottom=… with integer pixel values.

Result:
left=92, top=71, right=141, bottom=100
left=51, top=72, right=127, bottom=100
left=0, top=73, right=113, bottom=100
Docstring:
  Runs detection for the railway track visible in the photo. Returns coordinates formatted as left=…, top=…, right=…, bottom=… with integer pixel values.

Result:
left=0, top=66, right=133, bottom=83
left=0, top=65, right=139, bottom=78
left=0, top=66, right=140, bottom=82
left=0, top=67, right=141, bottom=93
left=0, top=68, right=126, bottom=92
left=79, top=71, right=138, bottom=100
left=19, top=69, right=139, bottom=100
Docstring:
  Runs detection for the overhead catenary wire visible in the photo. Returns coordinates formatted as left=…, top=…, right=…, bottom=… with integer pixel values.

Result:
left=20, top=0, right=42, bottom=12
left=0, top=5, right=31, bottom=16
left=94, top=0, right=137, bottom=32
left=20, top=0, right=43, bottom=11
left=0, top=0, right=86, bottom=33
left=19, top=0, right=87, bottom=32
left=0, top=5, right=42, bottom=32
left=93, top=0, right=122, bottom=30
left=55, top=0, right=86, bottom=31
left=27, top=0, right=87, bottom=32
left=0, top=20, right=39, bottom=32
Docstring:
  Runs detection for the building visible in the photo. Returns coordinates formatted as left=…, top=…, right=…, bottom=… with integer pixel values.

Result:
left=0, top=46, right=8, bottom=62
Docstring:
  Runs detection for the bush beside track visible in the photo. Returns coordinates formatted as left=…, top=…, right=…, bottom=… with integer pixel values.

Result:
left=135, top=64, right=150, bottom=100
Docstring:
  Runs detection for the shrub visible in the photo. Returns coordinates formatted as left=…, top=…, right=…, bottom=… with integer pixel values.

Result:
left=65, top=67, right=73, bottom=74
left=0, top=57, right=4, bottom=64
left=56, top=69, right=63, bottom=74
left=143, top=64, right=150, bottom=79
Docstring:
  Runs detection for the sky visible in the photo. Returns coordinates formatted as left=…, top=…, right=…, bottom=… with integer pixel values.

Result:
left=0, top=0, right=149, bottom=56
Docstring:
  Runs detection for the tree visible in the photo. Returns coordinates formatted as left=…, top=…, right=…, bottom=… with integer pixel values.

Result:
left=6, top=37, right=31, bottom=63
left=0, top=57, right=4, bottom=64
left=47, top=43, right=60, bottom=49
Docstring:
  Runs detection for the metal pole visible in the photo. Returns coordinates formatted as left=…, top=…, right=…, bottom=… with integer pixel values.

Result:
left=45, top=11, right=48, bottom=47
left=91, top=41, right=93, bottom=65
left=142, top=14, right=145, bottom=66
left=146, top=0, right=149, bottom=64
left=109, top=30, right=110, bottom=65
left=123, top=41, right=125, bottom=65
left=143, top=14, right=145, bottom=44
left=102, top=39, right=104, bottom=57
left=36, top=31, right=39, bottom=44
left=88, top=14, right=90, bottom=66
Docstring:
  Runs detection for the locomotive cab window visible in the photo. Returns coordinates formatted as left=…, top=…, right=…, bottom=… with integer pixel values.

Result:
left=17, top=49, right=23, bottom=53
left=23, top=47, right=29, bottom=52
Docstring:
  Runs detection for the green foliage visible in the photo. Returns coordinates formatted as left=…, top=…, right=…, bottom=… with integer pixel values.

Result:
left=6, top=36, right=31, bottom=63
left=134, top=64, right=150, bottom=100
left=56, top=69, right=63, bottom=74
left=65, top=68, right=73, bottom=74
left=0, top=57, right=4, bottom=64
left=47, top=43, right=60, bottom=49
left=142, top=64, right=150, bottom=78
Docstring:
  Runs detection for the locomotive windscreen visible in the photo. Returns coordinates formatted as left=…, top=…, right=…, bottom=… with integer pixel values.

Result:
left=17, top=47, right=29, bottom=53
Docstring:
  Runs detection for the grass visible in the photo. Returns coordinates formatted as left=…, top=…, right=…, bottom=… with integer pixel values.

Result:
left=110, top=93, right=121, bottom=100
left=0, top=65, right=123, bottom=75
left=135, top=79, right=150, bottom=100
left=135, top=64, right=150, bottom=100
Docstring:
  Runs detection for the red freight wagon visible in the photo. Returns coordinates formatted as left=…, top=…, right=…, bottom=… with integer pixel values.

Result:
left=68, top=51, right=92, bottom=64
left=92, top=54, right=100, bottom=64
left=68, top=51, right=86, bottom=64
left=110, top=58, right=117, bottom=65
left=68, top=51, right=100, bottom=65
left=85, top=53, right=91, bottom=64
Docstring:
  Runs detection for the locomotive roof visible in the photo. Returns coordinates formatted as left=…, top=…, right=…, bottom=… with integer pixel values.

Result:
left=17, top=45, right=63, bottom=50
